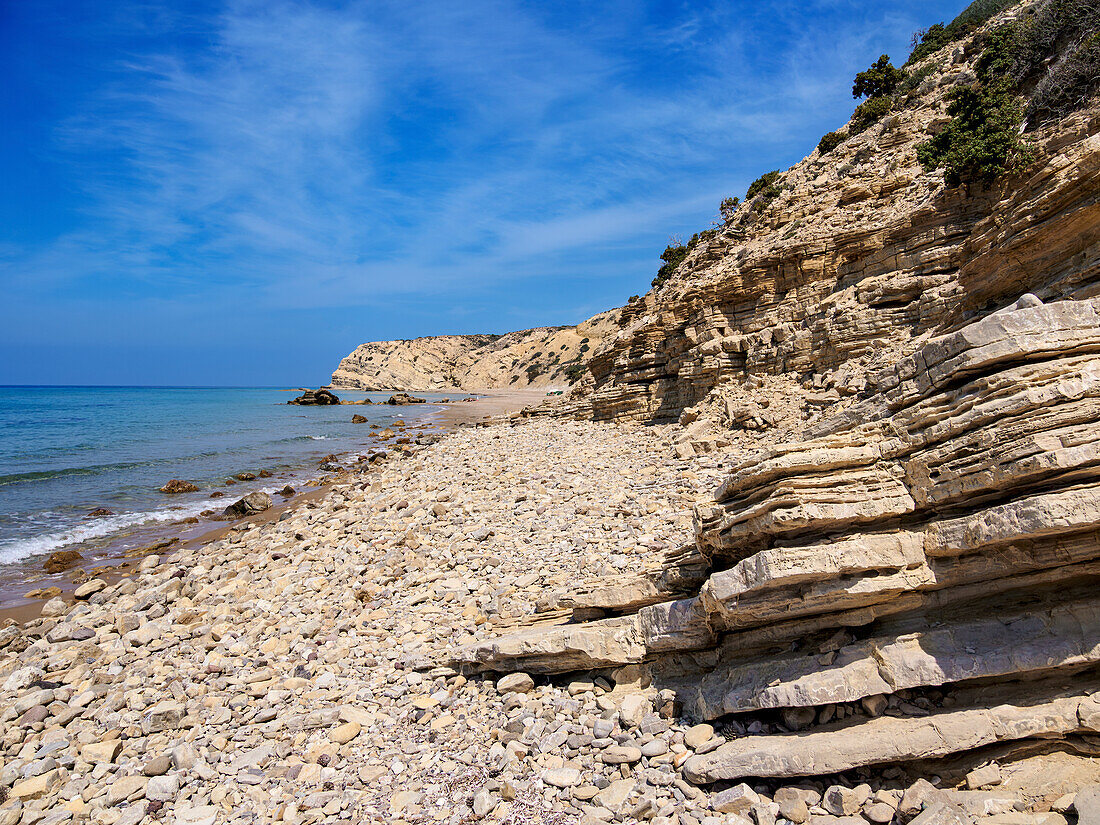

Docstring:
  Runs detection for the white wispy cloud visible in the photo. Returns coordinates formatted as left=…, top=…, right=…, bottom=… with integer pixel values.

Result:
left=4, top=0, right=949, bottom=351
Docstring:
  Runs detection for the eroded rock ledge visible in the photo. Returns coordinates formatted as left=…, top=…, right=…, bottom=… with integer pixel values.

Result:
left=453, top=296, right=1100, bottom=780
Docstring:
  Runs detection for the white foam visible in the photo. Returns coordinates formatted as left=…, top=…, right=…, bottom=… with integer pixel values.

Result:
left=0, top=500, right=213, bottom=566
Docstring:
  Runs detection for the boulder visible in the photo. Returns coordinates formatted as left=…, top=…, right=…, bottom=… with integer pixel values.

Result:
left=223, top=492, right=272, bottom=520
left=352, top=414, right=368, bottom=423
left=387, top=393, right=427, bottom=405
left=496, top=672, right=535, bottom=694
left=73, top=578, right=107, bottom=599
left=43, top=549, right=83, bottom=574
left=159, top=479, right=199, bottom=494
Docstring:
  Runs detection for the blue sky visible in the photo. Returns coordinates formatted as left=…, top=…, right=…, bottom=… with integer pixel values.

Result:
left=0, top=0, right=967, bottom=386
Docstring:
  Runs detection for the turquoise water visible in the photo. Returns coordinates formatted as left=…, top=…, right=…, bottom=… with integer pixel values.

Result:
left=0, top=386, right=454, bottom=566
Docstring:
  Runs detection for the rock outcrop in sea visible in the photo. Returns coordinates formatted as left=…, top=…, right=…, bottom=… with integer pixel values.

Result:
left=287, top=388, right=340, bottom=406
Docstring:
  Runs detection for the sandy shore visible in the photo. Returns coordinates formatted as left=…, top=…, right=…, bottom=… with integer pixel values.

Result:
left=430, top=387, right=561, bottom=427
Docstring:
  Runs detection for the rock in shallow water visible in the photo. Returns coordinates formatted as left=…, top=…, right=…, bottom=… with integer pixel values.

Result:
left=288, top=388, right=340, bottom=405
left=159, top=479, right=199, bottom=493
left=222, top=491, right=272, bottom=519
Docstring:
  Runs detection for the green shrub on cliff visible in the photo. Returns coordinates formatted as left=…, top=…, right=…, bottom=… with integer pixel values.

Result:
left=905, top=0, right=1018, bottom=65
left=976, top=0, right=1100, bottom=125
left=908, top=23, right=951, bottom=65
left=917, top=77, right=1031, bottom=186
left=917, top=0, right=1098, bottom=187
left=1029, top=31, right=1100, bottom=123
left=817, top=130, right=846, bottom=155
left=897, top=63, right=937, bottom=100
left=846, top=55, right=902, bottom=134
left=650, top=229, right=719, bottom=289
left=652, top=242, right=688, bottom=289
left=850, top=96, right=893, bottom=133
left=746, top=170, right=782, bottom=209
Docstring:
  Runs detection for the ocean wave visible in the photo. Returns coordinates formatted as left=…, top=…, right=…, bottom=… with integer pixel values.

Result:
left=0, top=500, right=215, bottom=566
left=0, top=479, right=308, bottom=566
left=0, top=461, right=153, bottom=487
left=0, top=444, right=298, bottom=487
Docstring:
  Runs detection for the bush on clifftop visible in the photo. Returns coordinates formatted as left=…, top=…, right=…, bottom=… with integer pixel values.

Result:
left=977, top=0, right=1100, bottom=126
left=905, top=0, right=1018, bottom=65
left=652, top=242, right=689, bottom=289
left=746, top=171, right=782, bottom=209
left=850, top=96, right=893, bottom=133
left=846, top=55, right=903, bottom=134
left=650, top=229, right=719, bottom=289
left=917, top=0, right=1099, bottom=187
left=853, top=55, right=905, bottom=99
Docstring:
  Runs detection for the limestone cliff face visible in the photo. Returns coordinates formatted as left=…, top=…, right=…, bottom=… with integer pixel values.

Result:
left=330, top=309, right=620, bottom=391
left=561, top=38, right=1099, bottom=426
left=453, top=1, right=1100, bottom=784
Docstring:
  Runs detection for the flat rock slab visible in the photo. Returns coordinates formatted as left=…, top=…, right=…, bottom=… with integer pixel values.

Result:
left=683, top=696, right=1088, bottom=783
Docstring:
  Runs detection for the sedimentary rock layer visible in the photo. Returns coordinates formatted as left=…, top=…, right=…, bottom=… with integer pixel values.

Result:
left=330, top=309, right=620, bottom=391
left=456, top=297, right=1100, bottom=779
left=561, top=116, right=1099, bottom=426
left=683, top=694, right=1100, bottom=783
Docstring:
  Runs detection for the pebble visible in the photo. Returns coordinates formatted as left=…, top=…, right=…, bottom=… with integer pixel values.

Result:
left=602, top=744, right=643, bottom=764
left=496, top=672, right=535, bottom=694
left=143, top=755, right=172, bottom=776
left=331, top=721, right=362, bottom=744
left=684, top=723, right=714, bottom=749
left=543, top=767, right=582, bottom=788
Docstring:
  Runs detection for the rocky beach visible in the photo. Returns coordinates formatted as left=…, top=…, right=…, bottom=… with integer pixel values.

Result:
left=3, top=407, right=1100, bottom=825
left=3, top=0, right=1099, bottom=822
left=0, top=417, right=713, bottom=825
left=0, top=389, right=548, bottom=621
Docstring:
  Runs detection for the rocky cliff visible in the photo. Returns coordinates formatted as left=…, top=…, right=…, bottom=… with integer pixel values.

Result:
left=330, top=309, right=620, bottom=391
left=559, top=10, right=1099, bottom=429
left=452, top=0, right=1100, bottom=794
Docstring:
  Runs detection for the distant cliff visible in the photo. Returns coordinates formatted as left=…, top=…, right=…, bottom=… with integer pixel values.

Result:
left=329, top=308, right=621, bottom=391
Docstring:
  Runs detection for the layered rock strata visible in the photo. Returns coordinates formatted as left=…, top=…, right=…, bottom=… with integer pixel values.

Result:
left=454, top=296, right=1100, bottom=779
left=331, top=309, right=620, bottom=391
left=561, top=99, right=1099, bottom=426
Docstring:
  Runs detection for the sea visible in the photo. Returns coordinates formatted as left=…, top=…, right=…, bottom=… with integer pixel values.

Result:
left=0, top=386, right=459, bottom=573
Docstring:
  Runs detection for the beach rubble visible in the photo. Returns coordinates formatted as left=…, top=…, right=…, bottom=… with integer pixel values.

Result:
left=3, top=401, right=1099, bottom=823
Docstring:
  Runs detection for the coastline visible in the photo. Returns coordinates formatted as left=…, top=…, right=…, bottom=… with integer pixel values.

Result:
left=0, top=387, right=550, bottom=628
left=0, top=403, right=1092, bottom=822
left=0, top=412, right=710, bottom=823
